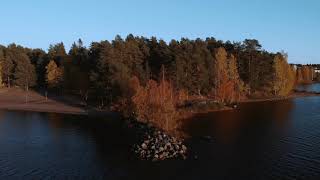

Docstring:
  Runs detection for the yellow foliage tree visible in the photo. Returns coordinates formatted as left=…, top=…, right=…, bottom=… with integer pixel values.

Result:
left=46, top=60, right=63, bottom=88
left=213, top=48, right=244, bottom=103
left=272, top=55, right=295, bottom=96
left=214, top=47, right=228, bottom=88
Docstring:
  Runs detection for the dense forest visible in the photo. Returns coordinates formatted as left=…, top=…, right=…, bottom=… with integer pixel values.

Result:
left=0, top=35, right=317, bottom=131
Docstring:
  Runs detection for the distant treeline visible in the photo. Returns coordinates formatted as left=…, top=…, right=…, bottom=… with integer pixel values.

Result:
left=290, top=64, right=320, bottom=83
left=0, top=35, right=308, bottom=106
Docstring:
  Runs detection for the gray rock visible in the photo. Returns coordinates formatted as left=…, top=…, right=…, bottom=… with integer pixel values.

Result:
left=182, top=145, right=187, bottom=151
left=159, top=147, right=164, bottom=152
left=141, top=143, right=147, bottom=150
left=175, top=144, right=180, bottom=150
left=133, top=125, right=188, bottom=161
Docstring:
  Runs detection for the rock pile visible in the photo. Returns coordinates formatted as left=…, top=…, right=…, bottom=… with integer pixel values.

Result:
left=133, top=129, right=187, bottom=161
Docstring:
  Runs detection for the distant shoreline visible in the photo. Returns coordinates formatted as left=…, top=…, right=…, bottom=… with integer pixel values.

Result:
left=181, top=90, right=320, bottom=116
left=241, top=91, right=320, bottom=103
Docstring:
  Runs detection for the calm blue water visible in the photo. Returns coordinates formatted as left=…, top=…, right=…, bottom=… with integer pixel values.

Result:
left=296, top=83, right=320, bottom=92
left=0, top=84, right=319, bottom=179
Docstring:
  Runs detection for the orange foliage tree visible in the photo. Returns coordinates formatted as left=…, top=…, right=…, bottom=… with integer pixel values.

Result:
left=215, top=81, right=237, bottom=103
left=272, top=54, right=296, bottom=96
left=295, top=65, right=314, bottom=84
left=212, top=48, right=245, bottom=103
left=130, top=76, right=179, bottom=132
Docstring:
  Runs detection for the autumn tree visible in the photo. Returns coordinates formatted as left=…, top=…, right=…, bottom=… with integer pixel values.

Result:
left=131, top=76, right=178, bottom=132
left=46, top=60, right=63, bottom=89
left=227, top=54, right=246, bottom=101
left=272, top=54, right=295, bottom=96
left=213, top=49, right=245, bottom=103
left=48, top=42, right=67, bottom=66
left=296, top=67, right=303, bottom=84
left=212, top=47, right=229, bottom=102
left=294, top=65, right=314, bottom=84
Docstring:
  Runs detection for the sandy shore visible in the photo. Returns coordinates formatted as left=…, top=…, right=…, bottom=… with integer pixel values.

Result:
left=0, top=88, right=87, bottom=115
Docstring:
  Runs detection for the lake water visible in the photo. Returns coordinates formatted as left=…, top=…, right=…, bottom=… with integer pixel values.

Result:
left=0, top=84, right=320, bottom=179
left=296, top=83, right=320, bottom=92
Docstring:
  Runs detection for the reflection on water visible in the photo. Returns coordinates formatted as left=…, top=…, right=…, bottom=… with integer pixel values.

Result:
left=181, top=99, right=296, bottom=179
left=184, top=99, right=294, bottom=144
left=0, top=96, right=320, bottom=179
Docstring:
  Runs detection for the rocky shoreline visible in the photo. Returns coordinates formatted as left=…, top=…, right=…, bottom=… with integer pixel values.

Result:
left=125, top=119, right=188, bottom=161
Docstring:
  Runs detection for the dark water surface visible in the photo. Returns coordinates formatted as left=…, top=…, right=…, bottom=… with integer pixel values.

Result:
left=1, top=85, right=320, bottom=179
